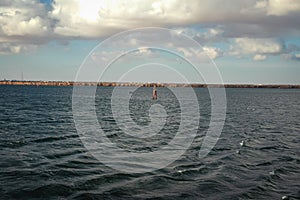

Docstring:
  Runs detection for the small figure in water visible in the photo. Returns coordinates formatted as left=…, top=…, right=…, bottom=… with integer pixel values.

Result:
left=152, top=85, right=157, bottom=100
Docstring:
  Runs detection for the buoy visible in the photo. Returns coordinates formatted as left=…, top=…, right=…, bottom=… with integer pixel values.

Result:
left=152, top=85, right=157, bottom=100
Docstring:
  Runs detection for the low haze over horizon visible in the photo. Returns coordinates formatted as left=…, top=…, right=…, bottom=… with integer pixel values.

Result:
left=1, top=0, right=300, bottom=84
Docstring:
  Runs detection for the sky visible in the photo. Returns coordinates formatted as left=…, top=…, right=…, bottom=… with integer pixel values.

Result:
left=0, top=0, right=300, bottom=84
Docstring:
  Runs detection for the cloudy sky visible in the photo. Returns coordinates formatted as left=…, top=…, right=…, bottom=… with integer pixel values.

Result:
left=1, top=0, right=300, bottom=84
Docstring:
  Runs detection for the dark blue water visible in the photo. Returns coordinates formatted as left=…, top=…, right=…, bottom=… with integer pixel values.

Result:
left=0, top=85, right=299, bottom=199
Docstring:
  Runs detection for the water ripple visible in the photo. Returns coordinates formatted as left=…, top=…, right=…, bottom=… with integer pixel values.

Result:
left=0, top=86, right=299, bottom=199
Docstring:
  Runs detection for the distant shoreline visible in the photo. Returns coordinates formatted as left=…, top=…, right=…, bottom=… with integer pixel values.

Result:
left=0, top=80, right=299, bottom=88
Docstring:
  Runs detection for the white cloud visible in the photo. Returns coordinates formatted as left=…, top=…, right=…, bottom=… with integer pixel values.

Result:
left=177, top=46, right=222, bottom=61
left=267, top=0, right=300, bottom=15
left=50, top=0, right=219, bottom=38
left=0, top=42, right=21, bottom=54
left=248, top=0, right=300, bottom=16
left=177, top=47, right=194, bottom=58
left=202, top=46, right=223, bottom=59
left=0, top=0, right=50, bottom=54
left=174, top=27, right=225, bottom=45
left=50, top=0, right=106, bottom=37
left=254, top=0, right=268, bottom=9
left=253, top=54, right=267, bottom=61
left=137, top=47, right=152, bottom=55
left=0, top=42, right=37, bottom=55
left=49, top=0, right=266, bottom=38
left=0, top=1, right=49, bottom=37
left=0, top=0, right=300, bottom=58
left=282, top=53, right=300, bottom=61
left=1, top=0, right=299, bottom=41
left=91, top=50, right=125, bottom=62
left=231, top=38, right=283, bottom=55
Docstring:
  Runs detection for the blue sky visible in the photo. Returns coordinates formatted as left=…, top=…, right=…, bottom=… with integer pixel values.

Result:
left=0, top=0, right=300, bottom=84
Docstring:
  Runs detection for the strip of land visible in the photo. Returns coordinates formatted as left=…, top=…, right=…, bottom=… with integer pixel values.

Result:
left=0, top=80, right=299, bottom=88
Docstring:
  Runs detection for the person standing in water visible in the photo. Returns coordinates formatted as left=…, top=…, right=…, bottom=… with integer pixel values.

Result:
left=152, top=85, right=157, bottom=100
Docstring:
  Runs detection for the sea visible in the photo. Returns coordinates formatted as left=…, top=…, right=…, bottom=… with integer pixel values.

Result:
left=0, top=85, right=299, bottom=199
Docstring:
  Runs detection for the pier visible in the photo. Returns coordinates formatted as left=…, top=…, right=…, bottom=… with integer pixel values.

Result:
left=0, top=80, right=299, bottom=88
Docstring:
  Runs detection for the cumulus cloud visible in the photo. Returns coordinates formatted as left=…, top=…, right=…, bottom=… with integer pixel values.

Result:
left=230, top=38, right=284, bottom=56
left=266, top=0, right=300, bottom=16
left=50, top=0, right=200, bottom=38
left=48, top=0, right=300, bottom=39
left=174, top=26, right=226, bottom=45
left=0, top=0, right=300, bottom=59
left=137, top=47, right=153, bottom=55
left=177, top=46, right=223, bottom=61
left=202, top=46, right=223, bottom=59
left=282, top=53, right=300, bottom=61
left=0, top=0, right=50, bottom=54
left=0, top=42, right=37, bottom=55
left=253, top=54, right=267, bottom=61
left=246, top=0, right=300, bottom=16
left=0, top=42, right=22, bottom=54
left=228, top=37, right=300, bottom=61
left=0, top=0, right=50, bottom=36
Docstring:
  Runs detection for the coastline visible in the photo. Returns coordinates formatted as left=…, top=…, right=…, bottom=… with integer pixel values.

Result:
left=0, top=80, right=299, bottom=88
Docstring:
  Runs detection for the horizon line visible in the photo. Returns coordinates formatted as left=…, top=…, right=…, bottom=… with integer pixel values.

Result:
left=1, top=80, right=300, bottom=88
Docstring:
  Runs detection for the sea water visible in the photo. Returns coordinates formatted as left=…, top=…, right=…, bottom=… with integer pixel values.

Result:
left=0, top=85, right=299, bottom=199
